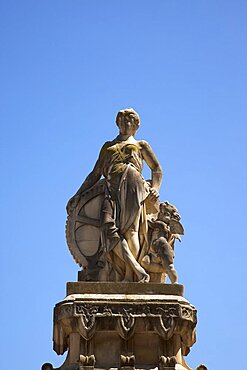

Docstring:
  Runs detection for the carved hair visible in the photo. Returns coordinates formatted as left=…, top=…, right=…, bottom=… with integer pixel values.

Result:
left=116, top=108, right=140, bottom=131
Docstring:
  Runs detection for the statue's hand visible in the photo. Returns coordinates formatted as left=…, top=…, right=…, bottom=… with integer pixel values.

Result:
left=148, top=187, right=159, bottom=202
left=66, top=194, right=80, bottom=215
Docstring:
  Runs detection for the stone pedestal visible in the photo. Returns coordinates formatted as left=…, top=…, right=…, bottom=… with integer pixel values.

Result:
left=43, top=283, right=197, bottom=370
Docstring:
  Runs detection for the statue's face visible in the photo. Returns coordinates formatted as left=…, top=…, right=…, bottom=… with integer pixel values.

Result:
left=118, top=114, right=137, bottom=136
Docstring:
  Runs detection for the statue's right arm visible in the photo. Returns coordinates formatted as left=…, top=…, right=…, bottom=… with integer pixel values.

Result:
left=66, top=142, right=110, bottom=214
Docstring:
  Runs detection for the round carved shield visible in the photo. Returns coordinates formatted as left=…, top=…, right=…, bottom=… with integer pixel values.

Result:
left=66, top=179, right=106, bottom=267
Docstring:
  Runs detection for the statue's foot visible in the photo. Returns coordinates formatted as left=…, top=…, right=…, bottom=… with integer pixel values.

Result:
left=138, top=273, right=150, bottom=283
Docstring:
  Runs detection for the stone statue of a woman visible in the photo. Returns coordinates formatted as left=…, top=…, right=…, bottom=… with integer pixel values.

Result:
left=67, top=108, right=162, bottom=282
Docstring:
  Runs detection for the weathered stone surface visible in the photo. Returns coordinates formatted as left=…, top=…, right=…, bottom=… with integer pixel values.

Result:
left=68, top=282, right=184, bottom=297
left=49, top=282, right=196, bottom=370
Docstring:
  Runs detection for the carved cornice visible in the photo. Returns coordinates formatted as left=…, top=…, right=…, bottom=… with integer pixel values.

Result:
left=53, top=299, right=197, bottom=355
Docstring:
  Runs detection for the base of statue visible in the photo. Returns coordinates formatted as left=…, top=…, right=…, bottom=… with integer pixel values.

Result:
left=42, top=282, right=197, bottom=370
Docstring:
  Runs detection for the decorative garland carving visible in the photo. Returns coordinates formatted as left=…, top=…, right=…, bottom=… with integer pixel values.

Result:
left=117, top=308, right=136, bottom=340
left=54, top=300, right=197, bottom=355
left=76, top=304, right=99, bottom=340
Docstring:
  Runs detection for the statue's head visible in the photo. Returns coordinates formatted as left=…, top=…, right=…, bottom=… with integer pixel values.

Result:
left=116, top=108, right=140, bottom=136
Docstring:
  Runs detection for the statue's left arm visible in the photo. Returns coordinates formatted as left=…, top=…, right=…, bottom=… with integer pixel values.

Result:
left=140, top=140, right=162, bottom=192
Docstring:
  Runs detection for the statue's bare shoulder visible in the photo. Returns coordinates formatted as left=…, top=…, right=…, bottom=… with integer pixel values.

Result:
left=138, top=140, right=162, bottom=173
left=138, top=139, right=150, bottom=147
left=98, top=139, right=117, bottom=159
left=138, top=139, right=153, bottom=152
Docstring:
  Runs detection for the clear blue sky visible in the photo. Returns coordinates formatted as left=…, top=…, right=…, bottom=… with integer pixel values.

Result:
left=0, top=1, right=246, bottom=369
